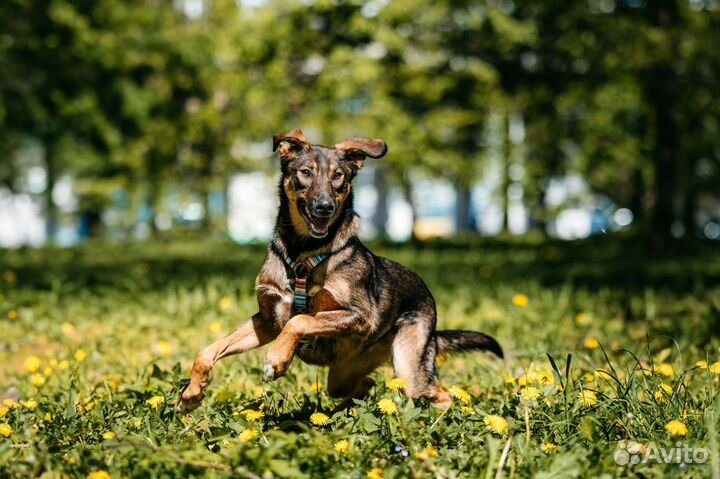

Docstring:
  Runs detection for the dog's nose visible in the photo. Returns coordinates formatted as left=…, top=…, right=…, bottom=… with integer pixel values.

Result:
left=311, top=197, right=335, bottom=217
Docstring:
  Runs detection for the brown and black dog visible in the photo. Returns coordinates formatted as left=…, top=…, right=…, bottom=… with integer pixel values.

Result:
left=179, top=128, right=502, bottom=410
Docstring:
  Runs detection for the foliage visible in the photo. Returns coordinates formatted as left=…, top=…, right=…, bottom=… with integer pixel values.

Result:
left=1, top=240, right=719, bottom=477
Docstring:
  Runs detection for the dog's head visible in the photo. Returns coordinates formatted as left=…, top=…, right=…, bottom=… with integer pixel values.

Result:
left=273, top=128, right=387, bottom=239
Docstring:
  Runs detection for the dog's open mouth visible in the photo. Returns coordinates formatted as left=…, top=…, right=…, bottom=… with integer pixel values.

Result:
left=301, top=207, right=332, bottom=239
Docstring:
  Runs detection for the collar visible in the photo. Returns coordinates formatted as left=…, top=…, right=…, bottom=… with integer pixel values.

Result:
left=273, top=247, right=329, bottom=314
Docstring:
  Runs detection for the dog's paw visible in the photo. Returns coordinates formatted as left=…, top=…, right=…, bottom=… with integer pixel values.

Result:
left=262, top=362, right=278, bottom=382
left=176, top=384, right=204, bottom=412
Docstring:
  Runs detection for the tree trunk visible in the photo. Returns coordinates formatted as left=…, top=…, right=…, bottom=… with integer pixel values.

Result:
left=400, top=172, right=418, bottom=242
left=44, top=139, right=58, bottom=244
left=372, top=167, right=388, bottom=239
left=500, top=111, right=511, bottom=233
left=455, top=183, right=473, bottom=233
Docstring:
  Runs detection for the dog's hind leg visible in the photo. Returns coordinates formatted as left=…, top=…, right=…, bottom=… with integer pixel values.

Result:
left=391, top=312, right=451, bottom=406
left=178, top=313, right=276, bottom=411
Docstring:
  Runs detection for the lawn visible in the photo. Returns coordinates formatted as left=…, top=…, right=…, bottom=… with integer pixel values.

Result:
left=1, top=238, right=719, bottom=478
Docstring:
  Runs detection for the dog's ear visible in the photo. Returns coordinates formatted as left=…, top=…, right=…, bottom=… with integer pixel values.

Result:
left=335, top=138, right=388, bottom=171
left=273, top=128, right=309, bottom=161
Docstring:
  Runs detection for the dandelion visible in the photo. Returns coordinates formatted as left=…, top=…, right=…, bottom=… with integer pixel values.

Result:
left=218, top=297, right=232, bottom=311
left=0, top=423, right=12, bottom=437
left=664, top=419, right=688, bottom=437
left=484, top=415, right=509, bottom=435
left=596, top=369, right=613, bottom=381
left=541, top=442, right=558, bottom=454
left=536, top=370, right=555, bottom=385
left=334, top=439, right=349, bottom=454
left=239, top=428, right=259, bottom=443
left=654, top=363, right=674, bottom=377
left=709, top=362, right=720, bottom=375
left=503, top=374, right=516, bottom=384
left=309, top=382, right=323, bottom=393
left=520, top=386, right=541, bottom=401
left=133, top=419, right=142, bottom=428
left=377, top=398, right=398, bottom=415
left=87, top=471, right=111, bottom=479
left=512, top=293, right=529, bottom=308
left=30, top=374, right=46, bottom=387
left=461, top=406, right=475, bottom=414
left=253, top=386, right=265, bottom=399
left=58, top=360, right=70, bottom=370
left=387, top=378, right=407, bottom=392
left=60, top=323, right=75, bottom=336
left=448, top=386, right=471, bottom=404
left=20, top=399, right=38, bottom=411
left=415, top=444, right=438, bottom=460
left=156, top=341, right=173, bottom=357
left=84, top=401, right=96, bottom=412
left=241, top=409, right=265, bottom=422
left=146, top=396, right=165, bottom=410
left=583, top=338, right=600, bottom=350
left=7, top=310, right=17, bottom=320
left=24, top=356, right=41, bottom=373
left=44, top=413, right=52, bottom=421
left=584, top=373, right=595, bottom=382
left=208, top=321, right=222, bottom=333
left=518, top=372, right=538, bottom=386
left=367, top=468, right=384, bottom=479
left=74, top=349, right=87, bottom=362
left=578, top=390, right=598, bottom=407
left=0, top=407, right=8, bottom=418
left=575, top=313, right=590, bottom=325
left=43, top=367, right=53, bottom=376
left=3, top=399, right=18, bottom=409
left=696, top=360, right=708, bottom=369
left=102, top=431, right=116, bottom=440
left=310, top=412, right=330, bottom=426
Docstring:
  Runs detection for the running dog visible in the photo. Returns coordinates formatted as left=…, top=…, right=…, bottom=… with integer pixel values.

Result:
left=179, top=128, right=502, bottom=410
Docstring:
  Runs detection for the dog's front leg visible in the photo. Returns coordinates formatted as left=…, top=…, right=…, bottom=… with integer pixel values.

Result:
left=263, top=310, right=366, bottom=382
left=178, top=313, right=276, bottom=411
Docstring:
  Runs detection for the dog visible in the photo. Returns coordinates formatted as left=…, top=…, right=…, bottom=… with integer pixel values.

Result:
left=178, top=128, right=502, bottom=411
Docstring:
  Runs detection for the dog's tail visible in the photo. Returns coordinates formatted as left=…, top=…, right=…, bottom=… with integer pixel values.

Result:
left=435, top=330, right=504, bottom=359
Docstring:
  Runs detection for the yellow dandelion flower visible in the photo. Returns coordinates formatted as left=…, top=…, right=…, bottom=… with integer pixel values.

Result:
left=44, top=413, right=52, bottom=421
left=74, top=349, right=87, bottom=362
left=387, top=378, right=407, bottom=392
left=584, top=373, right=595, bottom=382
left=518, top=371, right=538, bottom=386
left=30, top=374, right=46, bottom=386
left=239, top=428, right=259, bottom=443
left=84, top=401, right=96, bottom=412
left=503, top=374, right=516, bottom=384
left=520, top=386, right=541, bottom=401
left=461, top=406, right=475, bottom=414
left=156, top=341, right=173, bottom=357
left=448, top=386, right=471, bottom=404
left=24, top=356, right=41, bottom=373
left=664, top=419, right=688, bottom=437
left=309, top=382, right=323, bottom=393
left=334, top=439, right=349, bottom=454
left=583, top=338, right=600, bottom=350
left=575, top=313, right=590, bottom=325
left=696, top=360, right=708, bottom=369
left=218, top=297, right=232, bottom=311
left=377, top=398, right=398, bottom=415
left=541, top=442, right=558, bottom=454
left=367, top=468, right=384, bottom=479
left=578, top=390, right=598, bottom=407
left=659, top=383, right=673, bottom=395
left=241, top=409, right=265, bottom=422
left=3, top=399, right=18, bottom=409
left=60, top=322, right=75, bottom=335
left=596, top=369, right=613, bottom=381
left=654, top=363, right=674, bottom=377
left=484, top=415, right=509, bottom=435
left=709, top=362, right=720, bottom=375
left=415, top=444, right=439, bottom=460
left=102, top=431, right=115, bottom=440
left=310, top=412, right=330, bottom=425
left=0, top=423, right=12, bottom=437
left=0, top=407, right=8, bottom=418
left=536, top=370, right=555, bottom=385
left=146, top=396, right=165, bottom=410
left=133, top=419, right=142, bottom=428
left=58, top=360, right=70, bottom=370
left=20, top=399, right=38, bottom=411
left=87, top=471, right=111, bottom=479
left=43, top=367, right=53, bottom=376
left=7, top=310, right=18, bottom=320
left=208, top=321, right=222, bottom=333
left=512, top=293, right=529, bottom=308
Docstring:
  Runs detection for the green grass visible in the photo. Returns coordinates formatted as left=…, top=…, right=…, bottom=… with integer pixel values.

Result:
left=1, top=238, right=719, bottom=478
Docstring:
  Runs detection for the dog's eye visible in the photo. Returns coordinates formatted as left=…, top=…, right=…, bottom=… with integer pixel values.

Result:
left=332, top=171, right=343, bottom=180
left=299, top=168, right=312, bottom=177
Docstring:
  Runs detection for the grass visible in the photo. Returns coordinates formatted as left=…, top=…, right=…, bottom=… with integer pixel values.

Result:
left=1, top=238, right=719, bottom=478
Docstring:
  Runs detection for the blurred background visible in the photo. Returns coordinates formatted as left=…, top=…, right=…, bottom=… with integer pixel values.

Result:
left=1, top=0, right=719, bottom=249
